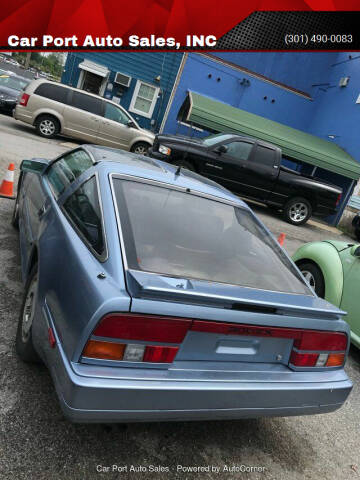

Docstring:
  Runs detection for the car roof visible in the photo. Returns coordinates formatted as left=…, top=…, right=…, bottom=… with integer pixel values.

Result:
left=83, top=145, right=249, bottom=208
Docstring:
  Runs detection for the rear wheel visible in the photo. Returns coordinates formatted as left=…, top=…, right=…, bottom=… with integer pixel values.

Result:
left=11, top=195, right=19, bottom=229
left=283, top=197, right=312, bottom=225
left=172, top=160, right=195, bottom=172
left=130, top=142, right=150, bottom=155
left=35, top=115, right=60, bottom=139
left=298, top=262, right=325, bottom=297
left=15, top=265, right=41, bottom=363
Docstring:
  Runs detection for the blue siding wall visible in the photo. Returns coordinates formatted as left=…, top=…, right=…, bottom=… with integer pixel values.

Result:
left=162, top=53, right=316, bottom=136
left=62, top=52, right=183, bottom=131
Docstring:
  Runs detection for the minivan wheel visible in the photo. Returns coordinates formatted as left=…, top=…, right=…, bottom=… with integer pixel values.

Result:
left=15, top=266, right=41, bottom=363
left=131, top=142, right=150, bottom=155
left=283, top=197, right=312, bottom=225
left=35, top=115, right=60, bottom=139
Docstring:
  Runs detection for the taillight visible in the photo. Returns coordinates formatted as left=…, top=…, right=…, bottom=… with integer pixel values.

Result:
left=336, top=193, right=342, bottom=207
left=81, top=314, right=348, bottom=367
left=19, top=93, right=30, bottom=106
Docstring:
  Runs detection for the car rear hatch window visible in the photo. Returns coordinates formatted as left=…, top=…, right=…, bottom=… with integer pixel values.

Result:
left=111, top=178, right=311, bottom=296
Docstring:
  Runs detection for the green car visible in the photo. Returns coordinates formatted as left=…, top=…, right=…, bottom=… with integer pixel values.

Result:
left=293, top=241, right=360, bottom=348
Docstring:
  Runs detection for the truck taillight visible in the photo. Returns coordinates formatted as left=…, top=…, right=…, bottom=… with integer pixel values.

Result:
left=81, top=314, right=348, bottom=367
left=336, top=193, right=342, bottom=207
left=19, top=93, right=30, bottom=106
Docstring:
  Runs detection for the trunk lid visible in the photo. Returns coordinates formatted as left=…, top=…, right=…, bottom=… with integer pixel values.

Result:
left=126, top=270, right=345, bottom=370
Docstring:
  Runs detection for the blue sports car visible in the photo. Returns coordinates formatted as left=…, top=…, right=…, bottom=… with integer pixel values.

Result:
left=13, top=145, right=352, bottom=423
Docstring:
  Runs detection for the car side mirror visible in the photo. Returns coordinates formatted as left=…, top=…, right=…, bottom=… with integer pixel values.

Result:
left=127, top=120, right=137, bottom=129
left=21, top=159, right=48, bottom=174
left=350, top=244, right=360, bottom=257
left=214, top=145, right=228, bottom=154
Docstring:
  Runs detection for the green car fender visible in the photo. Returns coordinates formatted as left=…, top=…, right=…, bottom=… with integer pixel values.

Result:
left=292, top=241, right=343, bottom=307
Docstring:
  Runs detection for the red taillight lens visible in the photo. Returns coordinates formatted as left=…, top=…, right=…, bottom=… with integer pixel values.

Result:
left=19, top=93, right=30, bottom=106
left=336, top=193, right=342, bottom=207
left=294, top=331, right=347, bottom=351
left=290, top=351, right=319, bottom=367
left=94, top=314, right=191, bottom=343
left=143, top=346, right=179, bottom=363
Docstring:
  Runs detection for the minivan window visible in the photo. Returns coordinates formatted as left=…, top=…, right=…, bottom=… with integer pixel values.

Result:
left=71, top=91, right=103, bottom=116
left=47, top=150, right=93, bottom=197
left=112, top=180, right=311, bottom=295
left=104, top=103, right=130, bottom=125
left=63, top=176, right=105, bottom=256
left=34, top=83, right=69, bottom=104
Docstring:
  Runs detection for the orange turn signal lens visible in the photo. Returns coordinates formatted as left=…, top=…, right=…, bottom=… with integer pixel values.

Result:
left=326, top=353, right=345, bottom=367
left=83, top=340, right=125, bottom=360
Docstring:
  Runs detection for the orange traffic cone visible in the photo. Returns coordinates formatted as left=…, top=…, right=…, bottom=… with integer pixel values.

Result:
left=0, top=163, right=15, bottom=199
left=277, top=232, right=286, bottom=246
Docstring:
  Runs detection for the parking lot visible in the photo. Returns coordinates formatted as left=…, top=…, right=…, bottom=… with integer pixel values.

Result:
left=0, top=113, right=359, bottom=480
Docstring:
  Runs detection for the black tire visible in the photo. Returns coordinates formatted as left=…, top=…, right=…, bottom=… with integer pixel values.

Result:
left=130, top=142, right=150, bottom=155
left=283, top=197, right=312, bottom=226
left=11, top=195, right=19, bottom=229
left=297, top=262, right=325, bottom=298
left=172, top=160, right=195, bottom=172
left=35, top=115, right=60, bottom=139
left=15, top=265, right=41, bottom=363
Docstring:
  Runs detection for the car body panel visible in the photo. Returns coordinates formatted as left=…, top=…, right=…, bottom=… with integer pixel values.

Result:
left=292, top=241, right=344, bottom=307
left=293, top=240, right=360, bottom=348
left=15, top=145, right=352, bottom=422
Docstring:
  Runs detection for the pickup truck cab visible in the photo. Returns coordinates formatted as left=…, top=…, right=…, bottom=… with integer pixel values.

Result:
left=149, top=133, right=342, bottom=225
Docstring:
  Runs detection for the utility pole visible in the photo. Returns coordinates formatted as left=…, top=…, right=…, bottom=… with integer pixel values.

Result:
left=24, top=52, right=31, bottom=69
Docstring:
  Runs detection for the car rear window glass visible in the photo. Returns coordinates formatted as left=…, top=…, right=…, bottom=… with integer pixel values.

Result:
left=63, top=176, right=105, bottom=256
left=112, top=179, right=311, bottom=295
left=71, top=91, right=103, bottom=116
left=34, top=83, right=69, bottom=104
left=47, top=149, right=93, bottom=197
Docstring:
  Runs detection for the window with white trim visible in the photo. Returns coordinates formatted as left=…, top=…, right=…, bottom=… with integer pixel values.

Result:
left=129, top=80, right=159, bottom=118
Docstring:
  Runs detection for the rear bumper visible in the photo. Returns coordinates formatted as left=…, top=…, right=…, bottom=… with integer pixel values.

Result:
left=50, top=343, right=352, bottom=423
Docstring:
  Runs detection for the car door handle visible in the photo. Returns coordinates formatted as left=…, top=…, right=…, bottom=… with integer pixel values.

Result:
left=205, top=163, right=223, bottom=170
left=91, top=117, right=99, bottom=122
left=38, top=205, right=46, bottom=218
left=103, top=121, right=110, bottom=125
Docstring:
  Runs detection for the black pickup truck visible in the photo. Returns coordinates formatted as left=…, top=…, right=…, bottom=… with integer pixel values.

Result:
left=149, top=133, right=342, bottom=225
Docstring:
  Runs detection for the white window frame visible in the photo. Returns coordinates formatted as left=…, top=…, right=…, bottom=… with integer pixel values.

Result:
left=129, top=80, right=159, bottom=119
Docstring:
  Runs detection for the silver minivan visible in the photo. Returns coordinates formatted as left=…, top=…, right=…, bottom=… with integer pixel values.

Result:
left=14, top=79, right=155, bottom=154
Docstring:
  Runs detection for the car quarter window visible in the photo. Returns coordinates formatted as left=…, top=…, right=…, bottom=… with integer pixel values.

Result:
left=70, top=91, right=103, bottom=116
left=47, top=150, right=93, bottom=197
left=224, top=141, right=253, bottom=161
left=104, top=103, right=130, bottom=125
left=63, top=176, right=105, bottom=256
left=34, top=83, right=70, bottom=104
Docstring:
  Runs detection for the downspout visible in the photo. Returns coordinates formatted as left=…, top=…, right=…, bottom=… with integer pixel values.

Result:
left=159, top=53, right=188, bottom=133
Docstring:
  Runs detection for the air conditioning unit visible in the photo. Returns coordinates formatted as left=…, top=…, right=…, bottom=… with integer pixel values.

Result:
left=339, top=77, right=350, bottom=87
left=114, top=72, right=132, bottom=87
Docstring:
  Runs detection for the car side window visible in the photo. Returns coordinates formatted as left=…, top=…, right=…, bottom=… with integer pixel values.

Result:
left=224, top=141, right=253, bottom=161
left=34, top=83, right=70, bottom=104
left=254, top=145, right=277, bottom=167
left=47, top=150, right=93, bottom=197
left=63, top=176, right=105, bottom=256
left=104, top=103, right=130, bottom=125
left=71, top=91, right=103, bottom=116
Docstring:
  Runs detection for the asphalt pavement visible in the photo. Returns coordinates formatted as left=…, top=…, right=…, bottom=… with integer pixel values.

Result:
left=0, top=114, right=359, bottom=480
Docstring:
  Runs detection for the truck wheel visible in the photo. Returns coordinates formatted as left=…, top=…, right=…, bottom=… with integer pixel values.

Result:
left=15, top=265, right=41, bottom=363
left=297, top=262, right=325, bottom=298
left=172, top=160, right=195, bottom=172
left=35, top=115, right=60, bottom=138
left=283, top=197, right=312, bottom=225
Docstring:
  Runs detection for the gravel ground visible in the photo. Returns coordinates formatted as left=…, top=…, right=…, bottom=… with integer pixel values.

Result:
left=0, top=114, right=359, bottom=480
